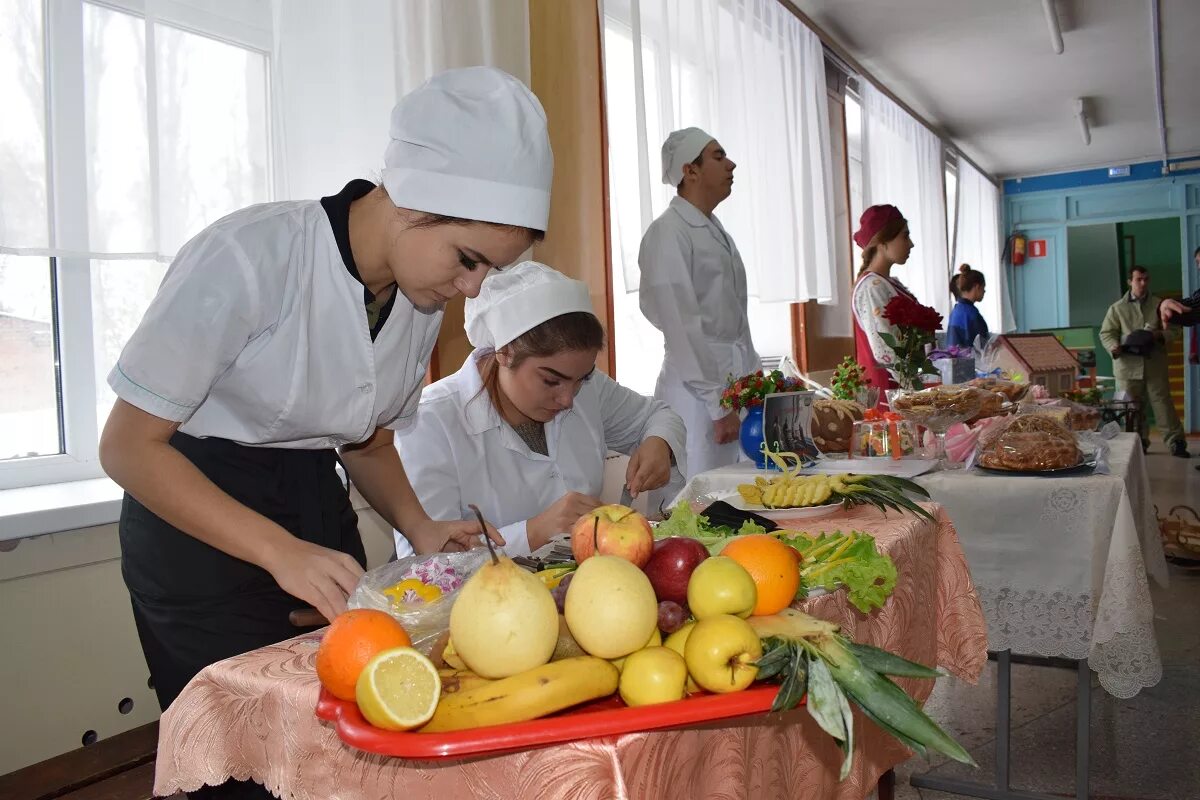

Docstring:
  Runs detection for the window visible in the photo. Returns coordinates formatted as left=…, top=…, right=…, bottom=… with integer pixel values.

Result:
left=0, top=0, right=271, bottom=488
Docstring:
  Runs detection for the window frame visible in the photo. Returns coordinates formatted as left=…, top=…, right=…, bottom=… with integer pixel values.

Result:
left=0, top=0, right=274, bottom=490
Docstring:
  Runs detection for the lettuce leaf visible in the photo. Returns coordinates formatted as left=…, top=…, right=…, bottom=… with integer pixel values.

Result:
left=779, top=530, right=897, bottom=614
left=654, top=501, right=766, bottom=555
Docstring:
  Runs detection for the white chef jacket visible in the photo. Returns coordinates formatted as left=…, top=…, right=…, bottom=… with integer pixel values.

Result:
left=638, top=195, right=760, bottom=477
left=394, top=351, right=688, bottom=557
left=109, top=200, right=442, bottom=447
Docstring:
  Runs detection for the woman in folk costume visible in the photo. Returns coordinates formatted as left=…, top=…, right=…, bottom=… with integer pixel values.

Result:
left=850, top=204, right=917, bottom=404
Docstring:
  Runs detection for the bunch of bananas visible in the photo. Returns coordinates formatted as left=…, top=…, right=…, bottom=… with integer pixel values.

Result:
left=737, top=471, right=932, bottom=520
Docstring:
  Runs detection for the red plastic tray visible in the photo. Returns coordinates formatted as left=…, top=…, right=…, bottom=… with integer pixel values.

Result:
left=316, top=684, right=793, bottom=759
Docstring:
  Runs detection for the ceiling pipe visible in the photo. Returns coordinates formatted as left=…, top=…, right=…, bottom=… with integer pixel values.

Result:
left=1076, top=98, right=1091, bottom=146
left=1042, top=0, right=1064, bottom=54
left=1149, top=0, right=1168, bottom=173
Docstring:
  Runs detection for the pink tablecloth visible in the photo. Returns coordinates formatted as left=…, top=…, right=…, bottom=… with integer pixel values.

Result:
left=154, top=504, right=986, bottom=800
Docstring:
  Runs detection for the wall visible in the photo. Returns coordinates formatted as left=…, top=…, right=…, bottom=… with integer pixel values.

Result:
left=1004, top=162, right=1200, bottom=427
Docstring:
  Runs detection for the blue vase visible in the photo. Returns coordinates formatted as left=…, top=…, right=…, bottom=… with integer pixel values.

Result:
left=740, top=405, right=766, bottom=468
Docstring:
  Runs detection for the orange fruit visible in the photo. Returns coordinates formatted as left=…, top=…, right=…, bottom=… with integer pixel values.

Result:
left=720, top=535, right=801, bottom=616
left=316, top=609, right=411, bottom=701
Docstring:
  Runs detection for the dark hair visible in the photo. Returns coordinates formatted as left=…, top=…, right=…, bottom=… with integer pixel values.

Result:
left=858, top=217, right=908, bottom=274
left=1130, top=264, right=1149, bottom=277
left=372, top=184, right=546, bottom=241
left=1193, top=246, right=1199, bottom=258
left=676, top=152, right=706, bottom=193
left=477, top=311, right=606, bottom=409
left=951, top=263, right=985, bottom=300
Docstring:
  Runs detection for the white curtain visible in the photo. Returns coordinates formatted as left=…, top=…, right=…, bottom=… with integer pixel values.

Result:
left=952, top=158, right=1013, bottom=332
left=602, top=0, right=838, bottom=393
left=272, top=0, right=530, bottom=202
left=860, top=83, right=950, bottom=320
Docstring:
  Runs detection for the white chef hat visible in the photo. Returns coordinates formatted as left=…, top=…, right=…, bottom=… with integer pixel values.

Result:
left=464, top=261, right=594, bottom=350
left=661, top=127, right=715, bottom=186
left=383, top=67, right=553, bottom=232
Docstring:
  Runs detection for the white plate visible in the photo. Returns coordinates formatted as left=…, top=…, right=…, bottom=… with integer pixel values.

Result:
left=718, top=490, right=843, bottom=521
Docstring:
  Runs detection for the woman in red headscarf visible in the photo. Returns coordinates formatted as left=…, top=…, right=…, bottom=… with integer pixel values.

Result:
left=850, top=205, right=916, bottom=406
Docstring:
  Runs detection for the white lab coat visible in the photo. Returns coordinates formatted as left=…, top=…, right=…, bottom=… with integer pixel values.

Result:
left=395, top=351, right=688, bottom=557
left=638, top=196, right=760, bottom=478
left=110, top=200, right=442, bottom=447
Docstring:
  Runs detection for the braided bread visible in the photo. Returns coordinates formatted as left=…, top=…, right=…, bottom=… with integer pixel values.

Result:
left=978, top=415, right=1081, bottom=471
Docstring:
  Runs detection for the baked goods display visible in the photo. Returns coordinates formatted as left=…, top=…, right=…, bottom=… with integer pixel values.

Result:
left=811, top=399, right=865, bottom=453
left=888, top=385, right=992, bottom=432
left=968, top=377, right=1029, bottom=402
left=976, top=414, right=1082, bottom=472
left=966, top=390, right=1007, bottom=424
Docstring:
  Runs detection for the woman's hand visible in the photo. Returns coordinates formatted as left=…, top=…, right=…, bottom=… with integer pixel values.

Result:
left=529, top=492, right=603, bottom=550
left=263, top=538, right=365, bottom=623
left=626, top=436, right=674, bottom=497
left=406, top=518, right=505, bottom=554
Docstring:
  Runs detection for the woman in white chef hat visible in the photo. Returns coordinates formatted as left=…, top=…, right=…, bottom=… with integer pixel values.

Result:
left=396, top=261, right=687, bottom=557
left=99, top=68, right=551, bottom=728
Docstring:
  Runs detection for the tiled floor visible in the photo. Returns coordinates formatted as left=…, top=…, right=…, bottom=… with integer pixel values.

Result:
left=891, top=440, right=1200, bottom=800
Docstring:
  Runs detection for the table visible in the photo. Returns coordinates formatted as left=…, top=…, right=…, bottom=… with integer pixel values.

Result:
left=153, top=506, right=986, bottom=800
left=675, top=433, right=1167, bottom=800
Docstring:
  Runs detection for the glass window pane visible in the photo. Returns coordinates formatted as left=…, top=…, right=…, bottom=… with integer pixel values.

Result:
left=155, top=24, right=270, bottom=256
left=83, top=2, right=153, bottom=254
left=0, top=255, right=61, bottom=459
left=92, top=259, right=167, bottom=435
left=0, top=0, right=50, bottom=249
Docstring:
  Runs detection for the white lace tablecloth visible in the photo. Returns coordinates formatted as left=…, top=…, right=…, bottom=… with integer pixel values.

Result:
left=673, top=434, right=1168, bottom=698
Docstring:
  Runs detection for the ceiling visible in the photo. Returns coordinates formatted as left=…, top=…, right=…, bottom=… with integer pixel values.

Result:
left=786, top=0, right=1200, bottom=179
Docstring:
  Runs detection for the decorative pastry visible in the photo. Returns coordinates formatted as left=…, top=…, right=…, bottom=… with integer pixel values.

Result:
left=811, top=399, right=864, bottom=453
left=969, top=377, right=1029, bottom=402
left=977, top=415, right=1081, bottom=471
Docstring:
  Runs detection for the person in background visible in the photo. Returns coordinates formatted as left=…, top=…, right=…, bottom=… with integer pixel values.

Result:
left=1100, top=265, right=1188, bottom=457
left=1160, top=246, right=1200, bottom=469
left=850, top=204, right=916, bottom=401
left=638, top=127, right=760, bottom=478
left=397, top=262, right=686, bottom=556
left=946, top=264, right=989, bottom=349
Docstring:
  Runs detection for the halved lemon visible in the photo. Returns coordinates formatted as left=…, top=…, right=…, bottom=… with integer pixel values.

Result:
left=355, top=646, right=441, bottom=731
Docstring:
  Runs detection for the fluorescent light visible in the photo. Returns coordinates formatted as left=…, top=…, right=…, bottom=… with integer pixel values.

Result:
left=1076, top=98, right=1090, bottom=146
left=1043, top=0, right=1064, bottom=54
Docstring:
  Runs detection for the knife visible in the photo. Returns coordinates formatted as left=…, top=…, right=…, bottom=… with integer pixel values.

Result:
left=619, top=484, right=634, bottom=507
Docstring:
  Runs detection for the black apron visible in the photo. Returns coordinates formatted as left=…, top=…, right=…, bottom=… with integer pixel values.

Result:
left=120, top=432, right=365, bottom=710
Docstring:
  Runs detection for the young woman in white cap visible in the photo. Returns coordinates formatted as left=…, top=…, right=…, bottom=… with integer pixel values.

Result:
left=396, top=261, right=686, bottom=557
left=98, top=67, right=552, bottom=736
left=638, top=127, right=760, bottom=479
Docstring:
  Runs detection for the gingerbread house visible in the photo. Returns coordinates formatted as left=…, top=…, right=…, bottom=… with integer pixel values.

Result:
left=990, top=333, right=1078, bottom=396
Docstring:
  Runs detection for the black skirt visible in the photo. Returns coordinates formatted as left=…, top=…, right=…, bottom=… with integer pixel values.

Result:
left=119, top=432, right=365, bottom=712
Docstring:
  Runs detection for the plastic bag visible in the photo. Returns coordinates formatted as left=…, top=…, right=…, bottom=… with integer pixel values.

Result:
left=348, top=549, right=493, bottom=655
left=968, top=413, right=1082, bottom=472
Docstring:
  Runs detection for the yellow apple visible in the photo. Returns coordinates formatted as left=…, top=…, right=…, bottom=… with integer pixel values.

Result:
left=619, top=646, right=688, bottom=707
left=662, top=622, right=700, bottom=694
left=686, top=556, right=757, bottom=619
left=571, top=504, right=654, bottom=567
left=610, top=628, right=663, bottom=673
left=683, top=614, right=762, bottom=694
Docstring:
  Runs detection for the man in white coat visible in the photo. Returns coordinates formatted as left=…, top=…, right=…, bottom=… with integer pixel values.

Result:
left=638, top=127, right=760, bottom=479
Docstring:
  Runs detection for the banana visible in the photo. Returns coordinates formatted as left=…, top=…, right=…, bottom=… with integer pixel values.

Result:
left=437, top=668, right=494, bottom=695
left=420, top=656, right=619, bottom=733
left=441, top=637, right=467, bottom=670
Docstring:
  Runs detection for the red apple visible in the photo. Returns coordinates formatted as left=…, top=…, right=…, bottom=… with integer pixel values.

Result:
left=643, top=537, right=710, bottom=605
left=570, top=504, right=654, bottom=567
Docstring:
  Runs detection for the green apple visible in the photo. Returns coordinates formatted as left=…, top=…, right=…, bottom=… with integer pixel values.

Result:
left=618, top=646, right=688, bottom=707
left=662, top=622, right=700, bottom=694
left=683, top=614, right=762, bottom=693
left=686, top=556, right=757, bottom=619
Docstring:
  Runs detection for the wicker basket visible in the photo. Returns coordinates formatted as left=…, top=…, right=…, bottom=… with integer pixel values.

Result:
left=1157, top=505, right=1200, bottom=562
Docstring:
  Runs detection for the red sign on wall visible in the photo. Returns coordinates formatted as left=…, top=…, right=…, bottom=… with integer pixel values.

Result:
left=1029, top=239, right=1047, bottom=258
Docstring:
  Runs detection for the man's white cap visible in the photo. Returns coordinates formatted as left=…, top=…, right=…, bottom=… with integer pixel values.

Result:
left=465, top=261, right=594, bottom=350
left=661, top=127, right=715, bottom=186
left=383, top=67, right=553, bottom=231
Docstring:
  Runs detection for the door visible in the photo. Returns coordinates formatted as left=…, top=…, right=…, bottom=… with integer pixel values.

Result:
left=1014, top=226, right=1066, bottom=331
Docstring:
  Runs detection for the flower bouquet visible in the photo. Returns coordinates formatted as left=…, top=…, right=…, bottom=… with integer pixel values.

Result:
left=720, top=369, right=804, bottom=411
left=878, top=295, right=943, bottom=390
